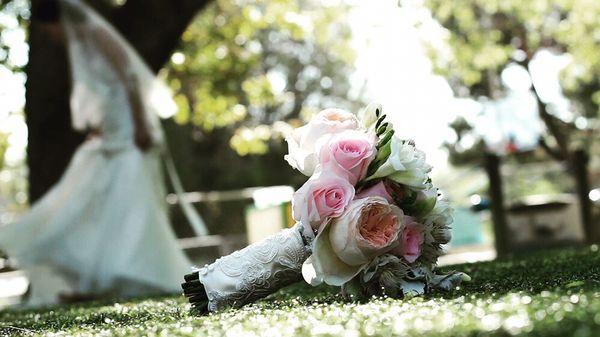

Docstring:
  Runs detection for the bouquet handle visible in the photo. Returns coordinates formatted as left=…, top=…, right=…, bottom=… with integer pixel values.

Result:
left=183, top=223, right=312, bottom=313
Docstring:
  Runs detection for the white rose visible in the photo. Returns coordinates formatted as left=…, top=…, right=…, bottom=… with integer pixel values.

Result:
left=425, top=198, right=453, bottom=226
left=367, top=136, right=432, bottom=189
left=424, top=198, right=453, bottom=244
left=409, top=187, right=438, bottom=217
left=285, top=108, right=359, bottom=176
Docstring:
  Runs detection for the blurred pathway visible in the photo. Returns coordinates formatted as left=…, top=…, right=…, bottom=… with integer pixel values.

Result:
left=439, top=245, right=496, bottom=266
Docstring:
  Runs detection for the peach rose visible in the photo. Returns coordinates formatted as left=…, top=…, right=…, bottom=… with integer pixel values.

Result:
left=302, top=197, right=404, bottom=286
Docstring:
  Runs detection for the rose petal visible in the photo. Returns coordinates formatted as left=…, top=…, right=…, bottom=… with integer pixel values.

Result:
left=309, top=223, right=366, bottom=286
left=356, top=182, right=394, bottom=204
left=301, top=256, right=323, bottom=286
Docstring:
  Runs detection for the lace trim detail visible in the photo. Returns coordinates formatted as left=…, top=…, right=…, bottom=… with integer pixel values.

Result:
left=197, top=223, right=311, bottom=312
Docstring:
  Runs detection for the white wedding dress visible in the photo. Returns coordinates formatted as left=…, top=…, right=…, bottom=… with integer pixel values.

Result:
left=0, top=0, right=204, bottom=307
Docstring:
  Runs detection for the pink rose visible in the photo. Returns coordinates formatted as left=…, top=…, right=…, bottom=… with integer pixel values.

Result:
left=319, top=130, right=377, bottom=184
left=355, top=181, right=394, bottom=204
left=285, top=108, right=359, bottom=176
left=391, top=216, right=424, bottom=263
left=292, top=167, right=355, bottom=231
left=302, top=197, right=404, bottom=286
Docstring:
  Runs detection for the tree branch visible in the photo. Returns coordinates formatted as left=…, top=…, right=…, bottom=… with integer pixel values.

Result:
left=538, top=136, right=565, bottom=161
left=524, top=60, right=571, bottom=160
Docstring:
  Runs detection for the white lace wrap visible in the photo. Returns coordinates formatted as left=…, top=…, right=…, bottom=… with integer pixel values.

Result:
left=189, top=223, right=312, bottom=312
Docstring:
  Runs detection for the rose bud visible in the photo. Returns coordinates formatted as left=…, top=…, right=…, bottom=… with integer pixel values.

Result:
left=390, top=216, right=425, bottom=264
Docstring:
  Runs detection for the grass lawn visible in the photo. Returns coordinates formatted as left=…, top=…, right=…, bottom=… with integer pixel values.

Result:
left=1, top=246, right=599, bottom=337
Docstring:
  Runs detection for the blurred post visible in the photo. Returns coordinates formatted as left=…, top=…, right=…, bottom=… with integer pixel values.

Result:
left=572, top=150, right=595, bottom=244
left=484, top=152, right=509, bottom=256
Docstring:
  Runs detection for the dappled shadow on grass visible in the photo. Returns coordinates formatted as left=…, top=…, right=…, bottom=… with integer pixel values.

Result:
left=0, top=246, right=599, bottom=337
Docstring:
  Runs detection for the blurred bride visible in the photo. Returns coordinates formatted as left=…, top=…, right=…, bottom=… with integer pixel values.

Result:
left=0, top=0, right=206, bottom=306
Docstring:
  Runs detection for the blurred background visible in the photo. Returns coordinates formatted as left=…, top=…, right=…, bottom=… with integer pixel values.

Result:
left=0, top=0, right=599, bottom=306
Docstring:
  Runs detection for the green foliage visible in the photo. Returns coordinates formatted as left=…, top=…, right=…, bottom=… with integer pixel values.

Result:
left=504, top=171, right=567, bottom=201
left=420, top=0, right=600, bottom=210
left=0, top=132, right=7, bottom=170
left=166, top=0, right=359, bottom=156
left=0, top=0, right=27, bottom=171
left=421, top=0, right=600, bottom=169
left=556, top=0, right=600, bottom=117
left=0, top=1, right=29, bottom=210
left=0, top=0, right=29, bottom=73
left=1, top=246, right=599, bottom=336
left=0, top=123, right=29, bottom=212
left=424, top=0, right=600, bottom=117
left=162, top=0, right=361, bottom=236
left=229, top=124, right=272, bottom=156
left=443, top=116, right=487, bottom=166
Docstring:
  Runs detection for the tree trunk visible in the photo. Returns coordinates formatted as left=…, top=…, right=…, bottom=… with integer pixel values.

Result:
left=25, top=18, right=84, bottom=202
left=25, top=0, right=211, bottom=201
left=484, top=153, right=510, bottom=256
left=572, top=150, right=596, bottom=243
left=526, top=62, right=595, bottom=244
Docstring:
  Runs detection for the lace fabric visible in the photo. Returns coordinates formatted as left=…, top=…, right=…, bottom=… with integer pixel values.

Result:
left=185, top=223, right=312, bottom=312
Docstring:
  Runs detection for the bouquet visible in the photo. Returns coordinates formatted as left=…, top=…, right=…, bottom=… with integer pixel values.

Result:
left=182, top=103, right=468, bottom=313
